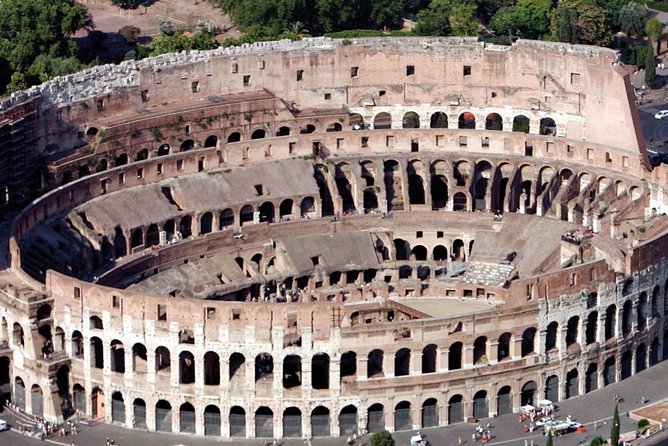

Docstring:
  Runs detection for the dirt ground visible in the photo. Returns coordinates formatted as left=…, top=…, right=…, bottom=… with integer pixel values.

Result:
left=632, top=400, right=668, bottom=424
left=76, top=0, right=239, bottom=38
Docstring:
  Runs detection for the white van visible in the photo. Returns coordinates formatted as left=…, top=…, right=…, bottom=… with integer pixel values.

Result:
left=0, top=419, right=8, bottom=431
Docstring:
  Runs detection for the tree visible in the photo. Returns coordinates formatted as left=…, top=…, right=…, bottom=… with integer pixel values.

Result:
left=415, top=0, right=452, bottom=35
left=489, top=6, right=519, bottom=36
left=370, top=430, right=396, bottom=446
left=513, top=0, right=553, bottom=39
left=610, top=404, right=620, bottom=446
left=546, top=431, right=554, bottom=446
left=550, top=0, right=611, bottom=46
left=645, top=16, right=663, bottom=55
left=370, top=0, right=404, bottom=29
left=110, top=0, right=141, bottom=8
left=590, top=436, right=605, bottom=446
left=618, top=1, right=648, bottom=36
left=449, top=1, right=480, bottom=36
left=645, top=41, right=656, bottom=87
left=119, top=25, right=142, bottom=45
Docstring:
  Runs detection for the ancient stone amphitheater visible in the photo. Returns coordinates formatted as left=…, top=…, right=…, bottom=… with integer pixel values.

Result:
left=0, top=36, right=667, bottom=439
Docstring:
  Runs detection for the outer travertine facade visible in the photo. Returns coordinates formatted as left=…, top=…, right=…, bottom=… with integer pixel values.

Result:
left=1, top=37, right=668, bottom=439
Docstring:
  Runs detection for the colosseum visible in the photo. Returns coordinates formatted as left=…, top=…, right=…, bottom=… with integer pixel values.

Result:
left=0, top=36, right=667, bottom=439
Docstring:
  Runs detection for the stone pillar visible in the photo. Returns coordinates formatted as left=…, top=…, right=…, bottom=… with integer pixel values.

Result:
left=219, top=356, right=229, bottom=394
left=538, top=330, right=547, bottom=356
left=631, top=302, right=639, bottom=333
left=440, top=348, right=449, bottom=372
left=384, top=352, right=394, bottom=378
left=330, top=358, right=341, bottom=395
left=411, top=351, right=423, bottom=375
left=597, top=314, right=606, bottom=344
left=124, top=398, right=133, bottom=429
left=146, top=399, right=156, bottom=431
left=358, top=356, right=368, bottom=380
left=147, top=348, right=156, bottom=384
left=512, top=337, right=523, bottom=360
left=488, top=342, right=499, bottom=365
left=195, top=409, right=204, bottom=436
left=464, top=346, right=474, bottom=368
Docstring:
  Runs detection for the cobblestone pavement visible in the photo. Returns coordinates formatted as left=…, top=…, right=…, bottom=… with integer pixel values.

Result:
left=2, top=359, right=668, bottom=446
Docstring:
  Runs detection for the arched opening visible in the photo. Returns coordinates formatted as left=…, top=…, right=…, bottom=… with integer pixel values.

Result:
left=229, top=406, right=245, bottom=437
left=585, top=363, right=598, bottom=393
left=448, top=394, right=464, bottom=424
left=566, top=316, right=579, bottom=348
left=146, top=224, right=160, bottom=247
left=335, top=163, right=356, bottom=213
left=394, top=401, right=412, bottom=431
left=257, top=202, right=275, bottom=224
left=394, top=348, right=411, bottom=376
left=497, top=385, right=513, bottom=415
left=112, top=391, right=125, bottom=423
left=300, top=124, right=316, bottom=134
left=132, top=343, right=147, bottom=373
left=408, top=167, right=425, bottom=205
left=638, top=292, right=648, bottom=331
left=155, top=346, right=171, bottom=373
left=485, top=113, right=503, bottom=130
left=31, top=384, right=43, bottom=417
left=311, top=406, right=330, bottom=437
left=115, top=153, right=128, bottom=166
left=204, top=351, right=220, bottom=386
left=219, top=208, right=234, bottom=229
left=155, top=400, right=172, bottom=432
left=110, top=339, right=125, bottom=373
left=622, top=300, right=633, bottom=337
left=422, top=344, right=437, bottom=373
left=367, top=403, right=385, bottom=432
left=545, top=375, right=559, bottom=402
left=473, top=390, right=488, bottom=419
left=61, top=170, right=73, bottom=185
left=135, top=148, right=149, bottom=161
left=251, top=129, right=266, bottom=139
left=540, top=117, right=556, bottom=135
left=458, top=112, right=475, bottom=129
left=368, top=349, right=384, bottom=378
left=411, top=245, right=427, bottom=261
left=227, top=132, right=241, bottom=143
left=586, top=311, right=598, bottom=345
left=421, top=398, right=438, bottom=427
left=204, top=135, right=218, bottom=148
left=279, top=199, right=293, bottom=220
left=513, top=115, right=530, bottom=133
left=326, top=122, right=343, bottom=132
left=312, top=353, right=330, bottom=389
left=603, top=357, right=616, bottom=386
left=179, top=215, right=192, bottom=237
left=565, top=369, right=579, bottom=399
left=448, top=342, right=463, bottom=370
left=373, top=112, right=391, bottom=129
left=180, top=139, right=195, bottom=151
left=240, top=204, right=254, bottom=226
left=546, top=321, right=558, bottom=351
left=14, top=376, right=25, bottom=410
left=255, top=406, right=274, bottom=438
left=157, top=144, right=170, bottom=156
left=90, top=337, right=103, bottom=369
left=339, top=405, right=358, bottom=436
left=283, top=354, right=302, bottom=388
left=133, top=398, right=147, bottom=429
left=498, top=332, right=512, bottom=361
left=229, top=352, right=245, bottom=383
left=340, top=351, right=357, bottom=381
left=255, top=353, right=274, bottom=382
left=402, top=111, right=420, bottom=128
left=605, top=305, right=617, bottom=340
left=86, top=127, right=99, bottom=138
left=636, top=343, right=647, bottom=373
left=276, top=126, right=290, bottom=136
left=621, top=350, right=632, bottom=380
left=78, top=164, right=90, bottom=178
left=130, top=228, right=143, bottom=249
left=71, top=331, right=83, bottom=357
left=114, top=226, right=127, bottom=258
left=474, top=336, right=488, bottom=365
left=200, top=212, right=213, bottom=234
left=180, top=402, right=195, bottom=433
left=179, top=351, right=195, bottom=384
left=283, top=407, right=302, bottom=437
left=430, top=112, right=448, bottom=128
left=521, top=328, right=536, bottom=356
left=56, top=365, right=72, bottom=418
left=433, top=245, right=448, bottom=261
left=521, top=381, right=537, bottom=406
left=96, top=159, right=108, bottom=173
left=300, top=196, right=315, bottom=216
left=0, top=357, right=11, bottom=405
left=453, top=192, right=467, bottom=211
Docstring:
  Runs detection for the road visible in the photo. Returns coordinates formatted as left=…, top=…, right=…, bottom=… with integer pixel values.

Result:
left=637, top=101, right=668, bottom=151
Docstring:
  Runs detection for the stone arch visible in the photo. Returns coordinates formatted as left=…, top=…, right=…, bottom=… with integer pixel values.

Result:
left=258, top=202, right=275, bottom=223
left=565, top=369, right=579, bottom=399
left=61, top=170, right=73, bottom=185
left=605, top=304, right=617, bottom=340
left=14, top=376, right=25, bottom=410
left=621, top=350, right=632, bottom=380
left=136, top=148, right=149, bottom=161
left=79, top=164, right=90, bottom=178
left=546, top=321, right=558, bottom=351
left=431, top=160, right=449, bottom=209
left=422, top=344, right=437, bottom=373
left=335, top=162, right=356, bottom=213
left=448, top=394, right=464, bottom=424
left=95, top=158, right=109, bottom=173
left=276, top=126, right=291, bottom=136
left=204, top=135, right=218, bottom=148
left=180, top=139, right=195, bottom=152
left=255, top=353, right=273, bottom=382
left=373, top=112, right=392, bottom=129
left=474, top=336, right=488, bottom=365
left=199, top=212, right=213, bottom=234
left=90, top=336, right=104, bottom=369
left=145, top=223, right=160, bottom=247
left=394, top=400, right=412, bottom=431
left=407, top=159, right=426, bottom=205
left=279, top=199, right=293, bottom=220
left=201, top=405, right=220, bottom=436
left=586, top=311, right=598, bottom=344
left=458, top=112, right=475, bottom=129
left=368, top=349, right=384, bottom=378
left=411, top=245, right=427, bottom=261
left=545, top=375, right=559, bottom=402
left=204, top=351, right=220, bottom=386
left=622, top=300, right=633, bottom=336
left=229, top=406, right=246, bottom=437
left=311, top=406, right=330, bottom=437
left=485, top=112, right=503, bottom=130
left=115, top=153, right=128, bottom=166
left=350, top=113, right=365, bottom=129
left=251, top=128, right=266, bottom=139
left=155, top=346, right=171, bottom=373
left=540, top=117, right=556, bottom=135
left=585, top=363, right=598, bottom=393
left=133, top=398, right=147, bottom=429
left=513, top=115, right=530, bottom=133
left=31, top=384, right=43, bottom=417
left=497, top=385, right=513, bottom=415
left=367, top=403, right=385, bottom=432
left=636, top=343, right=647, bottom=372
left=283, top=406, right=302, bottom=438
left=180, top=402, right=196, bottom=433
left=111, top=391, right=125, bottom=423
left=239, top=205, right=254, bottom=226
left=312, top=353, right=330, bottom=389
left=110, top=339, right=125, bottom=373
left=300, top=123, right=316, bottom=134
left=430, top=111, right=448, bottom=128
left=132, top=343, right=147, bottom=373
left=219, top=208, right=234, bottom=229
left=402, top=111, right=420, bottom=128
left=449, top=341, right=463, bottom=370
left=326, top=122, right=343, bottom=132
left=71, top=330, right=83, bottom=357
left=157, top=144, right=170, bottom=156
left=155, top=400, right=172, bottom=432
left=521, top=380, right=537, bottom=406
left=283, top=354, right=302, bottom=388
left=179, top=351, right=195, bottom=384
left=227, top=132, right=241, bottom=143
left=433, top=245, right=448, bottom=261
left=300, top=196, right=315, bottom=216
left=566, top=315, right=580, bottom=347
left=255, top=406, right=274, bottom=438
left=340, top=351, right=357, bottom=381
left=498, top=332, right=512, bottom=361
left=394, top=348, right=411, bottom=376
left=130, top=227, right=143, bottom=249
left=339, top=405, right=358, bottom=436
left=521, top=327, right=536, bottom=356
left=604, top=356, right=616, bottom=385
left=473, top=390, right=488, bottom=419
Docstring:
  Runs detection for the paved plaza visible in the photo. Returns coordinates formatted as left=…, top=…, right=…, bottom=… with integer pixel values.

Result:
left=3, top=358, right=668, bottom=446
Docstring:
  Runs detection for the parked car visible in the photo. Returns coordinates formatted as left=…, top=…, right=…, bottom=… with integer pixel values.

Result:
left=0, top=419, right=8, bottom=431
left=654, top=110, right=668, bottom=119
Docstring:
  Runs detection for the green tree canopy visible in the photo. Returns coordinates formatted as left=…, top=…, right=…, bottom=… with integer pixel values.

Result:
left=550, top=0, right=611, bottom=46
left=645, top=41, right=655, bottom=87
left=619, top=1, right=648, bottom=36
left=611, top=404, right=620, bottom=446
left=513, top=0, right=553, bottom=39
left=645, top=16, right=663, bottom=54
left=370, top=430, right=396, bottom=446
